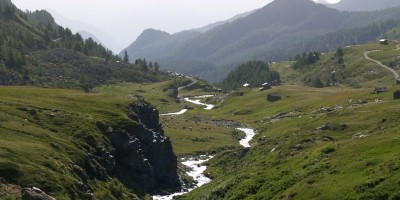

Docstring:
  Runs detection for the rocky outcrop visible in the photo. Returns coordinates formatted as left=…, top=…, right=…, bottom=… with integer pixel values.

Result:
left=107, top=102, right=180, bottom=194
left=394, top=90, right=400, bottom=100
left=22, top=187, right=56, bottom=200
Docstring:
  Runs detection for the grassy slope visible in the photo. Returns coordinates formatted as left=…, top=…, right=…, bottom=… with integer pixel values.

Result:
left=269, top=42, right=397, bottom=89
left=387, top=25, right=400, bottom=40
left=0, top=86, right=146, bottom=199
left=0, top=77, right=239, bottom=199
left=176, top=42, right=400, bottom=199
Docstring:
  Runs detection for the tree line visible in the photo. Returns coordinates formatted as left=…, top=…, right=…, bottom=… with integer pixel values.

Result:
left=292, top=52, right=321, bottom=69
left=221, top=61, right=280, bottom=90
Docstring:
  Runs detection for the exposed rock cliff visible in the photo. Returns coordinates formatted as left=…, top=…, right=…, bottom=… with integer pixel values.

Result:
left=107, top=102, right=180, bottom=194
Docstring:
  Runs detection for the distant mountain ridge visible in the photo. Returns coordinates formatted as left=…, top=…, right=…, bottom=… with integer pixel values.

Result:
left=190, top=10, right=256, bottom=33
left=330, top=0, right=400, bottom=11
left=123, top=0, right=400, bottom=82
left=79, top=30, right=106, bottom=47
left=49, top=10, right=123, bottom=52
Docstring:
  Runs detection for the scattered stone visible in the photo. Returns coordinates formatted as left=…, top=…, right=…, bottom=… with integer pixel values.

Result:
left=374, top=87, right=388, bottom=94
left=22, top=187, right=56, bottom=200
left=28, top=109, right=37, bottom=116
left=316, top=124, right=330, bottom=131
left=50, top=143, right=60, bottom=150
left=271, top=112, right=288, bottom=120
left=51, top=109, right=60, bottom=113
left=184, top=105, right=194, bottom=110
left=320, top=136, right=335, bottom=141
left=209, top=120, right=243, bottom=128
left=290, top=144, right=303, bottom=151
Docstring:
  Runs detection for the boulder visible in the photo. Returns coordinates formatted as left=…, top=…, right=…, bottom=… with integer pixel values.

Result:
left=267, top=94, right=281, bottom=102
left=22, top=187, right=56, bottom=200
left=184, top=105, right=194, bottom=110
left=394, top=90, right=400, bottom=100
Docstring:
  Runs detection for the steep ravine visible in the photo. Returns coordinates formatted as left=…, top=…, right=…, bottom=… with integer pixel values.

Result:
left=155, top=92, right=256, bottom=199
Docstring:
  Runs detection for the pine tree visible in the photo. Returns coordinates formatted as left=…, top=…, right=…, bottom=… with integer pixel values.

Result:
left=0, top=45, right=4, bottom=62
left=154, top=62, right=160, bottom=72
left=123, top=51, right=129, bottom=64
left=74, top=43, right=83, bottom=52
left=7, top=49, right=16, bottom=68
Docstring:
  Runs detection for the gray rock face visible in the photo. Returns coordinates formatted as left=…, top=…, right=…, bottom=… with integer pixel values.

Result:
left=22, top=187, right=56, bottom=200
left=107, top=102, right=180, bottom=194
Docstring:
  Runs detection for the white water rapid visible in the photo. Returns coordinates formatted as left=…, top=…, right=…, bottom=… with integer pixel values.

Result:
left=236, top=128, right=256, bottom=148
left=152, top=156, right=214, bottom=200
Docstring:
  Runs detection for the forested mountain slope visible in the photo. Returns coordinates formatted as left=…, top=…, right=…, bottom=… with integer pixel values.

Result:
left=0, top=0, right=164, bottom=90
left=123, top=0, right=400, bottom=82
left=330, top=0, right=400, bottom=11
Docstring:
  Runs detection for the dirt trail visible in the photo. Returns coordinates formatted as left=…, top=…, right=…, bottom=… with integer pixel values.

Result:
left=364, top=50, right=400, bottom=80
left=178, top=77, right=198, bottom=92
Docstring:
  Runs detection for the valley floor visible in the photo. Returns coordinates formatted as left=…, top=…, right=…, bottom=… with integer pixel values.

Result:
left=1, top=42, right=400, bottom=199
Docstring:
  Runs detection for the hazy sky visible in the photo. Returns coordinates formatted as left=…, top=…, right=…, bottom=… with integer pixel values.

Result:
left=12, top=0, right=341, bottom=52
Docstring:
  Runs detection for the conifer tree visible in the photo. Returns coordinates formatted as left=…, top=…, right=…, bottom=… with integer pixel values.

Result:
left=123, top=51, right=129, bottom=64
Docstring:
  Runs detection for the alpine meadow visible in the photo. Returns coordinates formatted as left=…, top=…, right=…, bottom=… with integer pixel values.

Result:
left=1, top=0, right=400, bottom=199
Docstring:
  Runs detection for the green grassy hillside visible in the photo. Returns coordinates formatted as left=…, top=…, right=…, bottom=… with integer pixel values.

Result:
left=0, top=86, right=140, bottom=199
left=270, top=42, right=398, bottom=88
left=169, top=42, right=400, bottom=199
left=179, top=85, right=400, bottom=199
left=0, top=77, right=239, bottom=199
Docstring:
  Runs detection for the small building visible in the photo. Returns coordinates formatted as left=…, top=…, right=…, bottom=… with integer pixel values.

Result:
left=259, top=82, right=272, bottom=91
left=267, top=94, right=281, bottom=102
left=380, top=39, right=389, bottom=45
left=262, top=82, right=270, bottom=86
left=243, top=83, right=250, bottom=88
left=374, top=87, right=388, bottom=93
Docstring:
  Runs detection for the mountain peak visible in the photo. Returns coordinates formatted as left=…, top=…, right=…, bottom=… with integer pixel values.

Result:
left=268, top=0, right=316, bottom=7
left=133, top=29, right=170, bottom=47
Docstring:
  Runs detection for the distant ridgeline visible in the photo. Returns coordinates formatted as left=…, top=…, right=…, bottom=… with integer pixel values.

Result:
left=221, top=61, right=280, bottom=90
left=0, top=0, right=163, bottom=90
left=261, top=19, right=400, bottom=62
left=123, top=0, right=400, bottom=82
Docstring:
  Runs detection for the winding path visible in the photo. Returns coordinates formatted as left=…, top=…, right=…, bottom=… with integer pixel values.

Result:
left=363, top=44, right=400, bottom=80
left=177, top=77, right=198, bottom=98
